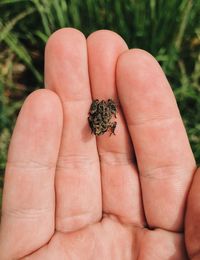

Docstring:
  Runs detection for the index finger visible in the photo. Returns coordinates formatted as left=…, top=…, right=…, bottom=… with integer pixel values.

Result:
left=116, top=49, right=196, bottom=231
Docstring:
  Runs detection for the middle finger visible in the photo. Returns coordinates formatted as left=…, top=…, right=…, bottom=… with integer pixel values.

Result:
left=87, top=30, right=145, bottom=226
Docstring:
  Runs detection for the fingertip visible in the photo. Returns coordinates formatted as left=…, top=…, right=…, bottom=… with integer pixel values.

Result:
left=45, top=28, right=86, bottom=65
left=45, top=27, right=86, bottom=54
left=87, top=29, right=128, bottom=100
left=8, top=88, right=63, bottom=164
left=21, top=89, right=63, bottom=127
left=116, top=48, right=166, bottom=89
left=116, top=48, right=174, bottom=110
left=117, top=48, right=160, bottom=71
left=44, top=27, right=89, bottom=100
left=87, top=29, right=128, bottom=50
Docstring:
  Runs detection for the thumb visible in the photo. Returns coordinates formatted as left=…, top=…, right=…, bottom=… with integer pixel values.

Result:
left=185, top=167, right=200, bottom=260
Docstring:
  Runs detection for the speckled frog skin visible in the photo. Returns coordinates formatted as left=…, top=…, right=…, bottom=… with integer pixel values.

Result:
left=88, top=99, right=117, bottom=136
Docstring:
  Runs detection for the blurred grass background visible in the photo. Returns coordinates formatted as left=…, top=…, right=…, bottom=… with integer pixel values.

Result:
left=0, top=0, right=200, bottom=205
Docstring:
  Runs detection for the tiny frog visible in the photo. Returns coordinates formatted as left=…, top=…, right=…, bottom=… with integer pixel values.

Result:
left=88, top=99, right=117, bottom=136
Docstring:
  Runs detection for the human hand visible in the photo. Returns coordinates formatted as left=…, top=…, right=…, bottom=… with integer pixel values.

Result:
left=0, top=28, right=199, bottom=260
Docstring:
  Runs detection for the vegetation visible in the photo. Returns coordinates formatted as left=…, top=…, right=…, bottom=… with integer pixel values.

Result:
left=0, top=0, right=200, bottom=205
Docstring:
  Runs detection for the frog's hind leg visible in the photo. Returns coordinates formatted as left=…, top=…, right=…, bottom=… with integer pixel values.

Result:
left=109, top=121, right=117, bottom=136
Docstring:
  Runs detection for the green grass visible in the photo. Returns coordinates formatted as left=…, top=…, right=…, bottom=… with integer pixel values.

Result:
left=0, top=0, right=200, bottom=206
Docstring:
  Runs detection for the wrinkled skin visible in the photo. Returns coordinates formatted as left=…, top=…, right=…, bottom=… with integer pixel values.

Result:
left=0, top=29, right=200, bottom=260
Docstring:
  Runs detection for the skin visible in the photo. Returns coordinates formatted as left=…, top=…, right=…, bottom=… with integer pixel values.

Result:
left=0, top=28, right=199, bottom=260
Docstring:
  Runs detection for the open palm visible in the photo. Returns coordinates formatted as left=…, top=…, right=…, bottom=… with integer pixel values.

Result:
left=0, top=29, right=199, bottom=260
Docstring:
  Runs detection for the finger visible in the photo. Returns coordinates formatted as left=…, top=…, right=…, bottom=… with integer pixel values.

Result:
left=185, top=167, right=200, bottom=259
left=142, top=229, right=187, bottom=260
left=116, top=49, right=196, bottom=231
left=0, top=90, right=62, bottom=259
left=87, top=30, right=145, bottom=226
left=45, top=28, right=101, bottom=232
